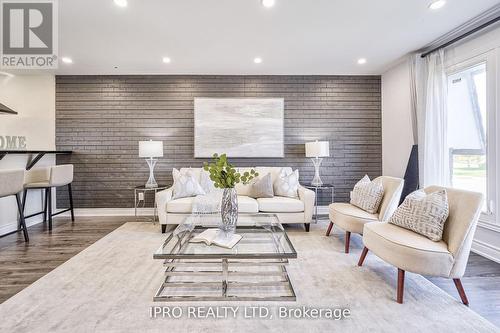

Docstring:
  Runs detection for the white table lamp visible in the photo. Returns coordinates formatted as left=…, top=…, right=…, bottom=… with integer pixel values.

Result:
left=305, top=140, right=330, bottom=186
left=139, top=140, right=163, bottom=188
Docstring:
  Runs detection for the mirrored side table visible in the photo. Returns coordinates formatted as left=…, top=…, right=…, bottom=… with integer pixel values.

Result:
left=134, top=185, right=169, bottom=223
left=302, top=184, right=334, bottom=223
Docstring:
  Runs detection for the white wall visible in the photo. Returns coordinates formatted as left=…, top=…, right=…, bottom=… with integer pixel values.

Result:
left=381, top=59, right=414, bottom=178
left=0, top=74, right=56, bottom=236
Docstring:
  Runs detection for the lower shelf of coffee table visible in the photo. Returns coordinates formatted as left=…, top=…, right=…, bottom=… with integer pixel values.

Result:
left=153, top=258, right=296, bottom=302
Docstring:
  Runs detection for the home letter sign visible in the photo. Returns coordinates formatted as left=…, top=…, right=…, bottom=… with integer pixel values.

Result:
left=0, top=135, right=27, bottom=150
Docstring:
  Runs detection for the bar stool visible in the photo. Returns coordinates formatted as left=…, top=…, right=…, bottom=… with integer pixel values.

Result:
left=23, top=165, right=74, bottom=230
left=0, top=170, right=29, bottom=241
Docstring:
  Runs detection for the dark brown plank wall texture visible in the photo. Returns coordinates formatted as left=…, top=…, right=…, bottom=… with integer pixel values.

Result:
left=55, top=75, right=381, bottom=208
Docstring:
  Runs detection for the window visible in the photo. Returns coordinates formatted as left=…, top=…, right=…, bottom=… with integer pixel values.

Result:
left=447, top=62, right=489, bottom=212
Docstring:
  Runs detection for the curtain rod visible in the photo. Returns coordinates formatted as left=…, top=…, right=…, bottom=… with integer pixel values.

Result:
left=421, top=15, right=500, bottom=58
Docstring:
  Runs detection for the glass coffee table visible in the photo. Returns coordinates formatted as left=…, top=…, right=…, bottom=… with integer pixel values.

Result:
left=153, top=213, right=297, bottom=301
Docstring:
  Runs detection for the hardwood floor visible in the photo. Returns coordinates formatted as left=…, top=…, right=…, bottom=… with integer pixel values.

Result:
left=426, top=253, right=500, bottom=328
left=0, top=217, right=499, bottom=328
left=0, top=216, right=129, bottom=303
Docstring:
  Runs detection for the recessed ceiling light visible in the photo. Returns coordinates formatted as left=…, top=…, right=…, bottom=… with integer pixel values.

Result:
left=429, top=0, right=446, bottom=10
left=254, top=57, right=263, bottom=64
left=61, top=57, right=73, bottom=64
left=162, top=57, right=171, bottom=64
left=261, top=0, right=275, bottom=8
left=114, top=0, right=127, bottom=8
left=357, top=58, right=367, bottom=65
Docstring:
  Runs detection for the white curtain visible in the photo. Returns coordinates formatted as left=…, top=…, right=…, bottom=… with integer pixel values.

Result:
left=408, top=54, right=420, bottom=145
left=418, top=49, right=449, bottom=187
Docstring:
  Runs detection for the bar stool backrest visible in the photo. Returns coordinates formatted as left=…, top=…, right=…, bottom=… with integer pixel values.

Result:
left=24, top=167, right=50, bottom=184
left=0, top=170, right=25, bottom=198
left=50, top=165, right=74, bottom=187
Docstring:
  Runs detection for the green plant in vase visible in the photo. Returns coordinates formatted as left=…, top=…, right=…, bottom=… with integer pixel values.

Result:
left=203, top=153, right=258, bottom=188
left=203, top=153, right=259, bottom=233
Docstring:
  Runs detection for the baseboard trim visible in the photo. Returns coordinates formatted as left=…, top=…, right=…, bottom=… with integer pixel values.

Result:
left=57, top=208, right=155, bottom=217
left=0, top=217, right=45, bottom=237
left=471, top=238, right=500, bottom=264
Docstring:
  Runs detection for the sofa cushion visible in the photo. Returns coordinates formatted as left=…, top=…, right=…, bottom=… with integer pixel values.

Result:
left=248, top=173, right=274, bottom=198
left=167, top=195, right=258, bottom=214
left=167, top=197, right=194, bottom=213
left=329, top=202, right=379, bottom=234
left=237, top=195, right=259, bottom=213
left=363, top=222, right=454, bottom=277
left=257, top=197, right=304, bottom=213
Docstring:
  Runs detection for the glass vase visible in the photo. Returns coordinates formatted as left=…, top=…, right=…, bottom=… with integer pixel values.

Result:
left=220, top=188, right=238, bottom=234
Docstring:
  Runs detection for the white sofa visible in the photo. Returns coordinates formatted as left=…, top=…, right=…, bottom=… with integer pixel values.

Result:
left=156, top=167, right=316, bottom=233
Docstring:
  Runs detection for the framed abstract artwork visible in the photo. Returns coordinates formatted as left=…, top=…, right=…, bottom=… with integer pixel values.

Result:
left=194, top=98, right=284, bottom=158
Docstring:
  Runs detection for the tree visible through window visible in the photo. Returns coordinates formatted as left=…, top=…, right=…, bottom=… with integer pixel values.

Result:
left=447, top=63, right=487, bottom=211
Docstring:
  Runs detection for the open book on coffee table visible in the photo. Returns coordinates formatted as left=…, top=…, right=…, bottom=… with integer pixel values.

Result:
left=189, top=229, right=242, bottom=249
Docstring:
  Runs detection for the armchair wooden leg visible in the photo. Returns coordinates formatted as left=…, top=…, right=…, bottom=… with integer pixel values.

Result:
left=161, top=224, right=167, bottom=233
left=397, top=269, right=405, bottom=304
left=304, top=223, right=310, bottom=232
left=453, top=278, right=469, bottom=306
left=358, top=246, right=369, bottom=266
left=345, top=231, right=351, bottom=253
left=326, top=222, right=334, bottom=236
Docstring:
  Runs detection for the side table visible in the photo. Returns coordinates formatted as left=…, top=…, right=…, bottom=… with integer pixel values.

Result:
left=302, top=184, right=335, bottom=223
left=134, top=185, right=169, bottom=223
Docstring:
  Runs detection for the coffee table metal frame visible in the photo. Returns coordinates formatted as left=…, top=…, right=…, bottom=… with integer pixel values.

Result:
left=153, top=214, right=297, bottom=302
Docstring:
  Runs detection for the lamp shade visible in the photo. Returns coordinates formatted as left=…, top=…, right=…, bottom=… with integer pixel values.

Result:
left=139, top=140, right=163, bottom=158
left=305, top=141, right=329, bottom=158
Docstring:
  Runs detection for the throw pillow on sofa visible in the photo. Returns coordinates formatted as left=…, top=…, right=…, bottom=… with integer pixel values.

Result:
left=200, top=170, right=220, bottom=194
left=350, top=175, right=384, bottom=214
left=389, top=189, right=449, bottom=241
left=234, top=168, right=254, bottom=196
left=248, top=173, right=274, bottom=199
left=274, top=168, right=299, bottom=198
left=172, top=168, right=205, bottom=199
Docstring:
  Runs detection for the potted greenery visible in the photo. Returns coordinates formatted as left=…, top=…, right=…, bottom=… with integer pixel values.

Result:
left=203, top=153, right=258, bottom=233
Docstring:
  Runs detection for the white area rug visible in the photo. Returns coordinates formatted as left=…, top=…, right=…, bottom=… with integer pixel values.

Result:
left=0, top=222, right=497, bottom=333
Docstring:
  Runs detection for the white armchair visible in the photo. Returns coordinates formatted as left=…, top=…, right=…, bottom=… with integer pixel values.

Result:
left=326, top=176, right=404, bottom=253
left=358, top=186, right=483, bottom=305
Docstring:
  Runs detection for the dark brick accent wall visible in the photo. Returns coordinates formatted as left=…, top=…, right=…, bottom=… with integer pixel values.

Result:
left=56, top=75, right=381, bottom=208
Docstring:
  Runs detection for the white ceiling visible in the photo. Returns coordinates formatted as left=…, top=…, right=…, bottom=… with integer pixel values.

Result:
left=54, top=0, right=500, bottom=75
